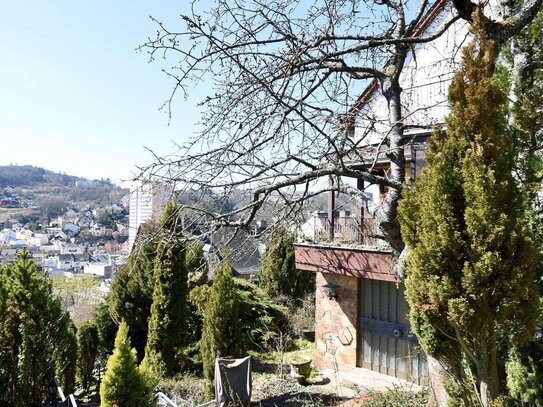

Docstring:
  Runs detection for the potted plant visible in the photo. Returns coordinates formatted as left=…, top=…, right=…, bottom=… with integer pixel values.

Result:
left=290, top=357, right=312, bottom=384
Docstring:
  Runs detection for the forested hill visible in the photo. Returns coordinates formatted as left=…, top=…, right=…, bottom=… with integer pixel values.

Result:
left=0, top=165, right=128, bottom=222
left=0, top=165, right=85, bottom=188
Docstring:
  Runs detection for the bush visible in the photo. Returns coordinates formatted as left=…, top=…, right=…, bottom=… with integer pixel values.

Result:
left=158, top=374, right=207, bottom=406
left=191, top=278, right=287, bottom=354
left=356, top=387, right=428, bottom=407
left=258, top=226, right=315, bottom=301
left=100, top=322, right=153, bottom=407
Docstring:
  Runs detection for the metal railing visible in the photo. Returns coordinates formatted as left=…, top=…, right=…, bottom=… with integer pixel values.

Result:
left=155, top=391, right=216, bottom=407
left=305, top=213, right=385, bottom=247
left=402, top=74, right=455, bottom=127
left=52, top=377, right=78, bottom=407
left=155, top=392, right=179, bottom=407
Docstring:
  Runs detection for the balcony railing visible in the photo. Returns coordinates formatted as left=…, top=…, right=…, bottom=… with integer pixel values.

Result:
left=301, top=212, right=386, bottom=247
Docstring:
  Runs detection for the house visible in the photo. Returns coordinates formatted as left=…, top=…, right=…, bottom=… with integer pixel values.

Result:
left=58, top=254, right=76, bottom=270
left=40, top=245, right=61, bottom=257
left=294, top=0, right=468, bottom=390
left=84, top=263, right=112, bottom=279
left=63, top=222, right=80, bottom=236
left=9, top=239, right=27, bottom=249
left=1, top=228, right=16, bottom=243
left=29, top=233, right=49, bottom=246
left=15, top=229, right=33, bottom=242
left=207, top=228, right=263, bottom=279
left=77, top=212, right=94, bottom=228
left=64, top=208, right=79, bottom=220
left=62, top=243, right=84, bottom=255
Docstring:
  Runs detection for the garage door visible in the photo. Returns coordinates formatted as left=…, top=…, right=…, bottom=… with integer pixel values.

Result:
left=357, top=279, right=428, bottom=385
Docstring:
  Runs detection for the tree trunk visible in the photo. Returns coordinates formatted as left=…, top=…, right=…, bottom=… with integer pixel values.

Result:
left=377, top=76, right=406, bottom=260
left=507, top=39, right=528, bottom=126
left=478, top=336, right=499, bottom=407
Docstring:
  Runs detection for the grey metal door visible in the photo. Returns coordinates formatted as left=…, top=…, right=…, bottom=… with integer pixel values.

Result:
left=357, top=279, right=428, bottom=385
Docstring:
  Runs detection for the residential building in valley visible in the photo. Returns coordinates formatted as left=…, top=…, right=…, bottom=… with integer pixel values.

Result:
left=128, top=181, right=174, bottom=251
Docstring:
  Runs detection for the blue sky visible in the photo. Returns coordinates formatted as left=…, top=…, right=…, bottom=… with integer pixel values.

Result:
left=0, top=1, right=209, bottom=183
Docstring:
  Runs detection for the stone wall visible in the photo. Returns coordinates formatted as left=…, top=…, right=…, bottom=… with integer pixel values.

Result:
left=314, top=272, right=359, bottom=370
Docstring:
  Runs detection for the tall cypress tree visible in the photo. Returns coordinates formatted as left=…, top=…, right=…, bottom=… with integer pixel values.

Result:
left=398, top=13, right=540, bottom=406
left=200, top=258, right=242, bottom=399
left=109, top=227, right=158, bottom=360
left=77, top=321, right=99, bottom=391
left=258, top=226, right=314, bottom=300
left=143, top=201, right=189, bottom=377
left=56, top=315, right=78, bottom=395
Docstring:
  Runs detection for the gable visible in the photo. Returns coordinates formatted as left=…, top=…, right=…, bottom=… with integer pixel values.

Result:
left=354, top=1, right=470, bottom=144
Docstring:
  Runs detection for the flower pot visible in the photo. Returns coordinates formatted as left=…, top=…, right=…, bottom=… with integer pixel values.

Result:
left=290, top=358, right=312, bottom=384
left=301, top=330, right=315, bottom=342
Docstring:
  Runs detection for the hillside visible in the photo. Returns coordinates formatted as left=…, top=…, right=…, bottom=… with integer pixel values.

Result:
left=0, top=165, right=81, bottom=188
left=0, top=165, right=128, bottom=223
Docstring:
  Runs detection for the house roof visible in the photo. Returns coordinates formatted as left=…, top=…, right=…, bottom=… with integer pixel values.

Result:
left=59, top=254, right=75, bottom=262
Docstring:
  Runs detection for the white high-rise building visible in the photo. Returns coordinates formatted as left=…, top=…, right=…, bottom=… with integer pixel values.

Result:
left=128, top=181, right=174, bottom=251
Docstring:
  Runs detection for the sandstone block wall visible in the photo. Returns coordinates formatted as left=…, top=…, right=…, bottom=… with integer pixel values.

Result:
left=314, top=272, right=359, bottom=371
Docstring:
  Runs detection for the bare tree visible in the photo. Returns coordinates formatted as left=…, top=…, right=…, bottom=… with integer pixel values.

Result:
left=137, top=0, right=542, bottom=270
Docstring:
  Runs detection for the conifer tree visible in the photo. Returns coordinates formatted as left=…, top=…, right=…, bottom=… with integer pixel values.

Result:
left=100, top=322, right=151, bottom=407
left=200, top=258, right=242, bottom=399
left=0, top=249, right=77, bottom=407
left=398, top=13, right=540, bottom=406
left=0, top=264, right=19, bottom=406
left=77, top=321, right=99, bottom=391
left=109, top=228, right=158, bottom=360
left=258, top=226, right=314, bottom=300
left=94, top=300, right=117, bottom=366
left=502, top=10, right=543, bottom=403
left=56, top=315, right=78, bottom=395
left=186, top=240, right=209, bottom=288
left=143, top=201, right=189, bottom=377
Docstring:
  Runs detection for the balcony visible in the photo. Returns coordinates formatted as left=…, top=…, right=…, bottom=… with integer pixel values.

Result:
left=295, top=210, right=397, bottom=282
left=299, top=211, right=385, bottom=246
left=294, top=243, right=396, bottom=282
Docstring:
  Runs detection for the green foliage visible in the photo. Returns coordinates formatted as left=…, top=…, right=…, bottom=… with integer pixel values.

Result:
left=56, top=316, right=78, bottom=395
left=100, top=322, right=153, bottom=407
left=192, top=278, right=287, bottom=354
left=258, top=226, right=314, bottom=300
left=77, top=321, right=99, bottom=391
left=200, top=258, right=243, bottom=399
left=97, top=209, right=115, bottom=228
left=111, top=224, right=206, bottom=363
left=506, top=341, right=543, bottom=405
left=53, top=275, right=101, bottom=327
left=109, top=227, right=157, bottom=359
left=143, top=202, right=190, bottom=377
left=398, top=15, right=540, bottom=403
left=158, top=373, right=207, bottom=406
left=357, top=387, right=428, bottom=407
left=94, top=300, right=117, bottom=365
left=0, top=249, right=77, bottom=406
left=186, top=240, right=209, bottom=288
left=508, top=10, right=543, bottom=201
